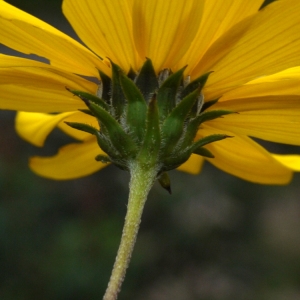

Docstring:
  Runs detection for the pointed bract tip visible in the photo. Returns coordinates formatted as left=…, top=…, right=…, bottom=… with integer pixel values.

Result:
left=158, top=172, right=172, bottom=195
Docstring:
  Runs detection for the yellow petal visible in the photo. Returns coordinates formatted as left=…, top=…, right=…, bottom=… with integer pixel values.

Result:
left=192, top=15, right=255, bottom=82
left=63, top=0, right=139, bottom=72
left=0, top=55, right=96, bottom=91
left=57, top=112, right=99, bottom=141
left=176, top=154, right=204, bottom=175
left=244, top=66, right=300, bottom=85
left=0, top=55, right=96, bottom=112
left=200, top=126, right=292, bottom=184
left=208, top=95, right=300, bottom=145
left=272, top=154, right=300, bottom=172
left=133, top=0, right=204, bottom=72
left=220, top=67, right=300, bottom=100
left=0, top=1, right=108, bottom=76
left=176, top=0, right=263, bottom=75
left=15, top=111, right=76, bottom=147
left=199, top=0, right=300, bottom=99
left=30, top=137, right=108, bottom=180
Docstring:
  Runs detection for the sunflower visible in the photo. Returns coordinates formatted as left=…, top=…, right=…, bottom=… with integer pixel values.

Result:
left=1, top=0, right=300, bottom=298
left=0, top=0, right=299, bottom=183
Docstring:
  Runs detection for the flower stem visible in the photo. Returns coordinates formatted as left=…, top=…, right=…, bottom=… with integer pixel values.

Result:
left=103, top=161, right=158, bottom=300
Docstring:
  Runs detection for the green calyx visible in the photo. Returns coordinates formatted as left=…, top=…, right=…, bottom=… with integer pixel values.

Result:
left=67, top=59, right=233, bottom=191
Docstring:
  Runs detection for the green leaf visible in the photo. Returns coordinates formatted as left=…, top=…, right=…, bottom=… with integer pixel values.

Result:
left=196, top=110, right=233, bottom=124
left=201, top=98, right=219, bottom=112
left=119, top=72, right=148, bottom=144
left=162, top=150, right=191, bottom=172
left=110, top=60, right=126, bottom=120
left=88, top=102, right=138, bottom=158
left=190, top=134, right=230, bottom=152
left=67, top=88, right=109, bottom=111
left=78, top=109, right=94, bottom=116
left=193, top=147, right=214, bottom=158
left=181, top=71, right=212, bottom=98
left=161, top=88, right=200, bottom=155
left=163, top=134, right=229, bottom=170
left=181, top=110, right=234, bottom=148
left=65, top=121, right=114, bottom=156
left=65, top=122, right=98, bottom=135
left=135, top=58, right=158, bottom=101
left=138, top=95, right=161, bottom=165
left=156, top=66, right=186, bottom=121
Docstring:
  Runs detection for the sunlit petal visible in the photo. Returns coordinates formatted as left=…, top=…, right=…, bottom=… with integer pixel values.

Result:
left=199, top=0, right=300, bottom=99
left=177, top=0, right=263, bottom=75
left=0, top=55, right=96, bottom=112
left=133, top=0, right=204, bottom=72
left=63, top=0, right=139, bottom=72
left=208, top=95, right=300, bottom=145
left=0, top=1, right=108, bottom=76
left=220, top=67, right=300, bottom=100
left=200, top=126, right=292, bottom=184
left=30, top=137, right=108, bottom=180
left=16, top=111, right=76, bottom=147
left=272, top=154, right=300, bottom=172
left=1, top=0, right=299, bottom=184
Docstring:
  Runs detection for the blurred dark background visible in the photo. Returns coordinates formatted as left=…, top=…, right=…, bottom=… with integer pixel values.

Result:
left=1, top=0, right=300, bottom=299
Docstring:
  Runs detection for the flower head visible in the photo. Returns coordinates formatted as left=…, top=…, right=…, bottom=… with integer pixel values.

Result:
left=1, top=0, right=300, bottom=183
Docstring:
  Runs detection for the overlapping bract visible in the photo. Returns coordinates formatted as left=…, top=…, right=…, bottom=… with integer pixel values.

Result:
left=67, top=60, right=231, bottom=183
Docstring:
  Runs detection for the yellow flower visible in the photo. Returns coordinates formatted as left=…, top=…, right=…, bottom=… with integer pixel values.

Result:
left=1, top=0, right=300, bottom=183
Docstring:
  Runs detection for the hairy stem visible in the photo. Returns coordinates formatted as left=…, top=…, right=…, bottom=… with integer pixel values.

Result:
left=103, top=161, right=158, bottom=300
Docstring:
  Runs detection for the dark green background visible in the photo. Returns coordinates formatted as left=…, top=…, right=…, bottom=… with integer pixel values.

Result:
left=1, top=0, right=300, bottom=299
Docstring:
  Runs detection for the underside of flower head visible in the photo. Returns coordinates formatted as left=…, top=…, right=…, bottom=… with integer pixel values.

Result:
left=66, top=59, right=233, bottom=192
left=0, top=0, right=300, bottom=184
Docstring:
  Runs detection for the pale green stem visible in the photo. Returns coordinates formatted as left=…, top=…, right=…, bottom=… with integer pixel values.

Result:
left=103, top=161, right=158, bottom=300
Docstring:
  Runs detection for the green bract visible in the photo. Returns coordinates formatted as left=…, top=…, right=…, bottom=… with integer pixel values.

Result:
left=67, top=59, right=232, bottom=191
